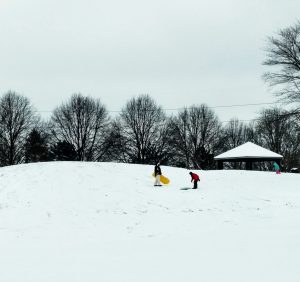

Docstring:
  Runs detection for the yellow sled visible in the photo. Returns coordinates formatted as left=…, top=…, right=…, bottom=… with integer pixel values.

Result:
left=152, top=173, right=170, bottom=184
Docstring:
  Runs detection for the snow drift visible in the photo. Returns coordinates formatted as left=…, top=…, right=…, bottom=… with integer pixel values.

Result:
left=0, top=162, right=299, bottom=282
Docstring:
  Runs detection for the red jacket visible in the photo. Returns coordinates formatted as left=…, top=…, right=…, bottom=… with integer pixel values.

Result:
left=190, top=173, right=199, bottom=181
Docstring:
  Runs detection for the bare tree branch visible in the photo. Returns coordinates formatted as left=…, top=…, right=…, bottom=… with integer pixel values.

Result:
left=50, top=93, right=109, bottom=161
left=263, top=21, right=300, bottom=103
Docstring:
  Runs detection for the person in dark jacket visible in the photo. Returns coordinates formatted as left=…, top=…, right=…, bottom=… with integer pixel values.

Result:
left=189, top=172, right=200, bottom=189
left=154, top=162, right=162, bottom=186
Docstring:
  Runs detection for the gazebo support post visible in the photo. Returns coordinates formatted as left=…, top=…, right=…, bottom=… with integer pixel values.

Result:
left=245, top=161, right=253, bottom=170
left=217, top=161, right=224, bottom=170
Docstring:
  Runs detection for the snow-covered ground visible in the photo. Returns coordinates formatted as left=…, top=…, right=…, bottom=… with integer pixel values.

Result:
left=0, top=162, right=299, bottom=282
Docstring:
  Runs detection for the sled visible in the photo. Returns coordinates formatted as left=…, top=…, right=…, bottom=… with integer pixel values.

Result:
left=152, top=173, right=170, bottom=184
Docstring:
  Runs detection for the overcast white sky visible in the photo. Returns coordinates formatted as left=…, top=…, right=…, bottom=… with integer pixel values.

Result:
left=0, top=0, right=299, bottom=122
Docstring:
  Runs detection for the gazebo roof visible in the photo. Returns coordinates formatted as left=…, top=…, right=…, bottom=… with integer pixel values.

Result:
left=214, top=142, right=283, bottom=161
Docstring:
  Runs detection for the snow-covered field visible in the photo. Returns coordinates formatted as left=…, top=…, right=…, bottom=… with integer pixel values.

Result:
left=0, top=162, right=299, bottom=282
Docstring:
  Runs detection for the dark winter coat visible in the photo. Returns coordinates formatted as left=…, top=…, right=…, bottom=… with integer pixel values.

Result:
left=154, top=164, right=162, bottom=176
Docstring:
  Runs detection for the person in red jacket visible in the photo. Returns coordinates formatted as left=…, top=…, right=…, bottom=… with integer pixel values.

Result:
left=189, top=172, right=200, bottom=189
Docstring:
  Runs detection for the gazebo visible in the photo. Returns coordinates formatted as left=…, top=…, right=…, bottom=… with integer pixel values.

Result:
left=214, top=142, right=283, bottom=170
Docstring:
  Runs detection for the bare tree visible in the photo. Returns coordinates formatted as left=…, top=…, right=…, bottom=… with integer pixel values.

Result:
left=263, top=21, right=300, bottom=103
left=255, top=107, right=300, bottom=170
left=168, top=110, right=191, bottom=168
left=256, top=108, right=289, bottom=153
left=221, top=118, right=251, bottom=169
left=101, top=120, right=129, bottom=162
left=50, top=93, right=109, bottom=161
left=169, top=105, right=223, bottom=169
left=109, top=94, right=167, bottom=164
left=223, top=119, right=249, bottom=149
left=0, top=91, right=37, bottom=166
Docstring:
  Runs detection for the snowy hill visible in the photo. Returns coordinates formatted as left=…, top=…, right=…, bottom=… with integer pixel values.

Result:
left=0, top=162, right=300, bottom=282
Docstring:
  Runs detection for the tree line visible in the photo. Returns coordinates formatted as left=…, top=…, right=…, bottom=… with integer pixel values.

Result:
left=1, top=21, right=300, bottom=171
left=0, top=91, right=299, bottom=171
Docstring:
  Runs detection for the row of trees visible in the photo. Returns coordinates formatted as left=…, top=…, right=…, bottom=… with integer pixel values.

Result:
left=1, top=20, right=300, bottom=170
left=1, top=91, right=299, bottom=171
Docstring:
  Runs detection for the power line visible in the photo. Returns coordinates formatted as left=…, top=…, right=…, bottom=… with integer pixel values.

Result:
left=209, top=102, right=280, bottom=109
left=36, top=101, right=295, bottom=124
left=221, top=109, right=300, bottom=124
left=162, top=102, right=281, bottom=111
left=221, top=118, right=259, bottom=124
left=35, top=101, right=282, bottom=114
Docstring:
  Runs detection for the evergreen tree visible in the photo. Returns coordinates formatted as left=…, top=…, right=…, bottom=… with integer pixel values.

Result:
left=25, top=129, right=49, bottom=163
left=50, top=141, right=77, bottom=161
